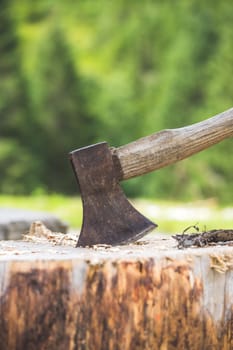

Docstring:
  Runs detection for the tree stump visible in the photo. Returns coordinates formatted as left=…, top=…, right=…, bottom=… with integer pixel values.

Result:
left=0, top=233, right=232, bottom=350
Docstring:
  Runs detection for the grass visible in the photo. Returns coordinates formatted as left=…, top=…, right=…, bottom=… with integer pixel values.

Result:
left=133, top=198, right=233, bottom=234
left=0, top=194, right=83, bottom=228
left=0, top=194, right=232, bottom=234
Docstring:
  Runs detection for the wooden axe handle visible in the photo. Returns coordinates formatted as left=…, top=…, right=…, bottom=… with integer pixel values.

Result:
left=112, top=108, right=233, bottom=181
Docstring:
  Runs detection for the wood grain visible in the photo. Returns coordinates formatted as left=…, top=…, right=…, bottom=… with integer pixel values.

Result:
left=112, top=108, right=233, bottom=180
left=0, top=235, right=233, bottom=349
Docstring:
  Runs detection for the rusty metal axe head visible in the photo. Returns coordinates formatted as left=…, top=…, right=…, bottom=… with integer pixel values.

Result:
left=69, top=142, right=157, bottom=246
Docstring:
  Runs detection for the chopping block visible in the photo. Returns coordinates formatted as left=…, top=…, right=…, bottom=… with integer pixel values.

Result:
left=0, top=235, right=232, bottom=350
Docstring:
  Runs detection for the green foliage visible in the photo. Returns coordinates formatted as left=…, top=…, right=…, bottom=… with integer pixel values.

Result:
left=0, top=0, right=232, bottom=203
left=0, top=139, right=40, bottom=193
left=0, top=0, right=28, bottom=136
left=26, top=25, right=99, bottom=192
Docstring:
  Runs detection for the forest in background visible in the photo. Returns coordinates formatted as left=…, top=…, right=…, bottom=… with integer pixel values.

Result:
left=0, top=0, right=232, bottom=203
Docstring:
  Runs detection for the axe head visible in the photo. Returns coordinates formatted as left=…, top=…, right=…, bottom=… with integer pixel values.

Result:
left=69, top=142, right=157, bottom=246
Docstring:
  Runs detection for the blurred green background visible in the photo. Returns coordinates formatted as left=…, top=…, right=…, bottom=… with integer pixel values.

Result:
left=0, top=0, right=232, bottom=208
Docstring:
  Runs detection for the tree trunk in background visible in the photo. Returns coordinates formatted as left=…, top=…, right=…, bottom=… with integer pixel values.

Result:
left=0, top=235, right=232, bottom=350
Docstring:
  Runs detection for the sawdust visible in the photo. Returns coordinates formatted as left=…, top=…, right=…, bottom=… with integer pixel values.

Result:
left=23, top=221, right=77, bottom=247
left=210, top=253, right=233, bottom=273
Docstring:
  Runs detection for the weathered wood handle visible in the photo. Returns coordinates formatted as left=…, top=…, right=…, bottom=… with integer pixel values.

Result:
left=112, top=107, right=233, bottom=181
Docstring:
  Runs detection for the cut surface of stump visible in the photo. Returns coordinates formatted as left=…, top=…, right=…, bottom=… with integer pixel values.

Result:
left=0, top=233, right=232, bottom=350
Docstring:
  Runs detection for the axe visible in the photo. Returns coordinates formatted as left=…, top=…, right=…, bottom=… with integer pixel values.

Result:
left=69, top=108, right=233, bottom=247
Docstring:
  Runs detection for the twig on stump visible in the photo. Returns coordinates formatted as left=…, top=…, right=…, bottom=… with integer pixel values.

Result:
left=173, top=229, right=233, bottom=248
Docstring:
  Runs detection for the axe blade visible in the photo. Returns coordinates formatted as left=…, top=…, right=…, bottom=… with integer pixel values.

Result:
left=70, top=142, right=157, bottom=246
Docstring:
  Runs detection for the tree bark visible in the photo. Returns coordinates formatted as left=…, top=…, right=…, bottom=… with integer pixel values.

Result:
left=0, top=234, right=232, bottom=349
